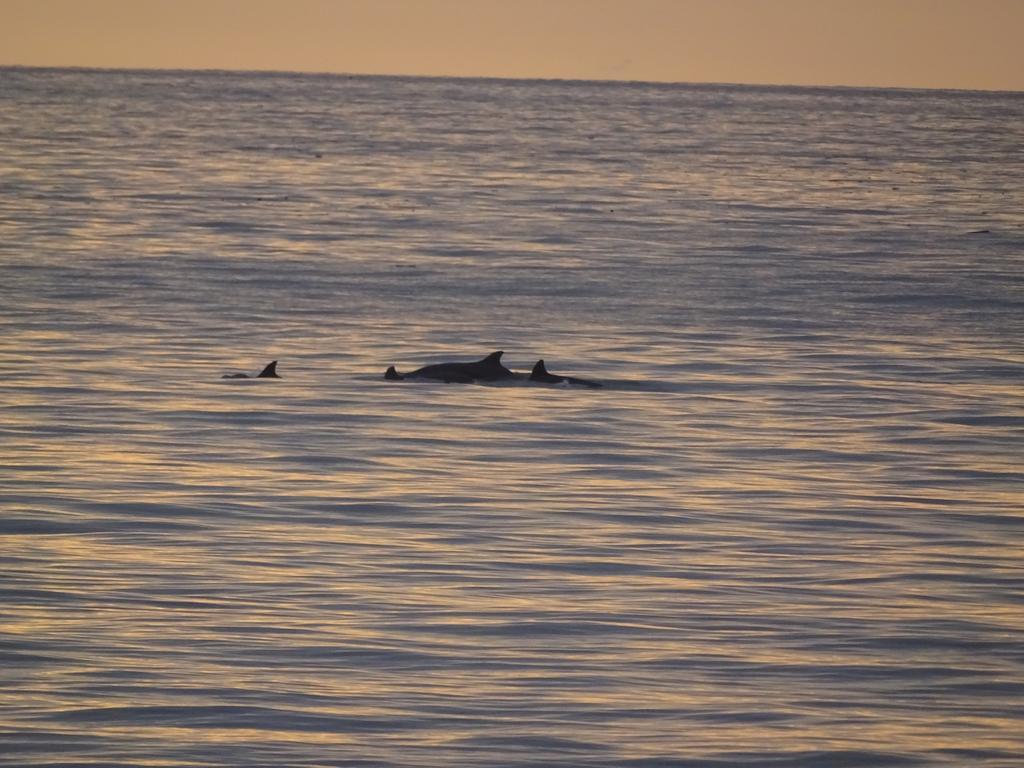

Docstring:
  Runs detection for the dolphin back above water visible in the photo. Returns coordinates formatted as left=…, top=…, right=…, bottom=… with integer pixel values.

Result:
left=530, top=359, right=602, bottom=388
left=385, top=351, right=514, bottom=383
left=222, top=361, right=280, bottom=379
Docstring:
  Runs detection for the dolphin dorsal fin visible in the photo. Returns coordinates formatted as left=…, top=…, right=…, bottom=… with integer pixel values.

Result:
left=532, top=359, right=548, bottom=376
left=257, top=361, right=279, bottom=378
left=480, top=351, right=504, bottom=366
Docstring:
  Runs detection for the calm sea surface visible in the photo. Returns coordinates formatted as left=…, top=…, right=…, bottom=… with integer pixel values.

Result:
left=1, top=67, right=1022, bottom=767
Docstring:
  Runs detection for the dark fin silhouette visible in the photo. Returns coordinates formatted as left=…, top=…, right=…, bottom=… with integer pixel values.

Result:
left=530, top=359, right=603, bottom=388
left=385, top=366, right=403, bottom=381
left=256, top=361, right=280, bottom=378
left=477, top=350, right=513, bottom=379
left=223, top=360, right=279, bottom=379
left=530, top=359, right=560, bottom=383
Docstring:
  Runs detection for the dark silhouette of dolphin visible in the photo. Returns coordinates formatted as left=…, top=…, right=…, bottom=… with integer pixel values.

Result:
left=529, top=359, right=602, bottom=388
left=385, top=351, right=514, bottom=383
left=222, top=361, right=280, bottom=379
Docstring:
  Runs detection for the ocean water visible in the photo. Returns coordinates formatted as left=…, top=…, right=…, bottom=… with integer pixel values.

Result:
left=1, top=67, right=1022, bottom=767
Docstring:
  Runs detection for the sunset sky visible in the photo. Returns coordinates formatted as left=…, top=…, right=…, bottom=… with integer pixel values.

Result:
left=2, top=0, right=1022, bottom=91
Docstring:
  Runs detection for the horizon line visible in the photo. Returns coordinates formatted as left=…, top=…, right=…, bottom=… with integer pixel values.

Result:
left=3, top=62, right=1021, bottom=97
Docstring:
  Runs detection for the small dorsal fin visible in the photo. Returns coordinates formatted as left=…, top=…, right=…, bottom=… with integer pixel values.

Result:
left=480, top=351, right=504, bottom=365
left=532, top=359, right=548, bottom=376
left=385, top=366, right=403, bottom=380
left=257, top=361, right=279, bottom=378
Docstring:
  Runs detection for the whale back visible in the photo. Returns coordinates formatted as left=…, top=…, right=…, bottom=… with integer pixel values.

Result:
left=387, top=350, right=512, bottom=382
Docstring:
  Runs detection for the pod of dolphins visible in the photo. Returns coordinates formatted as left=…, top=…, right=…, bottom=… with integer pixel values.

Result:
left=223, top=351, right=602, bottom=388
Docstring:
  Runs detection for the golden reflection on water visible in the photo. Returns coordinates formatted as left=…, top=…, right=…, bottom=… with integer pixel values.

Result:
left=3, top=69, right=1023, bottom=765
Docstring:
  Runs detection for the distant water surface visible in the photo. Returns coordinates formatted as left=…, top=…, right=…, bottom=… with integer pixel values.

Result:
left=1, top=67, right=1023, bottom=767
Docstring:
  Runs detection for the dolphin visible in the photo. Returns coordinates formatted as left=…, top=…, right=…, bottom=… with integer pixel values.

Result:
left=222, top=361, right=280, bottom=379
left=529, top=359, right=602, bottom=388
left=385, top=351, right=514, bottom=383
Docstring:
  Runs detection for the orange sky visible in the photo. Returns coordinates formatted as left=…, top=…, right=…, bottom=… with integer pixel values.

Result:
left=2, top=0, right=1021, bottom=91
